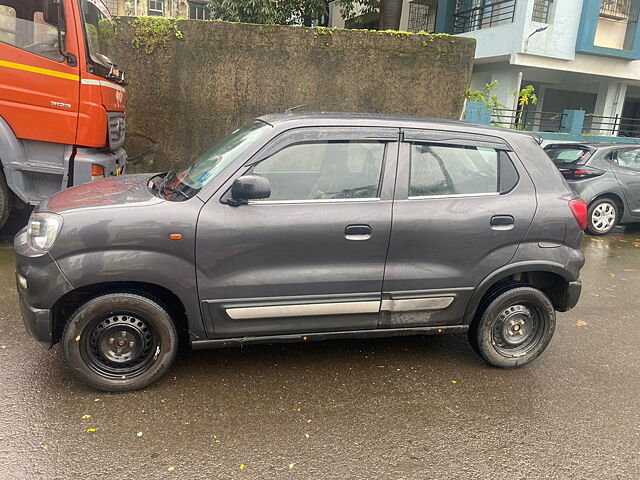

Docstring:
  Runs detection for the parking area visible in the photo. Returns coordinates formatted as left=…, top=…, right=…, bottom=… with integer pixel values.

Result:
left=0, top=227, right=639, bottom=479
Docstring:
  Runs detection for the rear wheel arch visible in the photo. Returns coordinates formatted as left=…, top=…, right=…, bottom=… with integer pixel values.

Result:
left=464, top=266, right=573, bottom=324
left=52, top=281, right=190, bottom=345
left=589, top=193, right=624, bottom=217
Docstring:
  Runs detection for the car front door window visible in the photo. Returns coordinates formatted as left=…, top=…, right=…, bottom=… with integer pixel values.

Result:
left=250, top=141, right=386, bottom=201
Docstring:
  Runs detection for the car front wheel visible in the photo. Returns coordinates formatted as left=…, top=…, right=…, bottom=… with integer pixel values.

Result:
left=62, top=293, right=178, bottom=392
left=587, top=198, right=619, bottom=236
left=469, top=287, right=556, bottom=368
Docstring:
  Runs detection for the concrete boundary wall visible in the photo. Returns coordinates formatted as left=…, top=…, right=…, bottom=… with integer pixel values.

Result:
left=114, top=18, right=476, bottom=172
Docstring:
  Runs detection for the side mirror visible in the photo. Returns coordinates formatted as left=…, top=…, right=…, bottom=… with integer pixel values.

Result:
left=43, top=0, right=60, bottom=28
left=228, top=175, right=271, bottom=205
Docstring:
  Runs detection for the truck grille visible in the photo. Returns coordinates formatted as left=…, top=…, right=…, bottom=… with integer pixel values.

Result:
left=107, top=112, right=126, bottom=151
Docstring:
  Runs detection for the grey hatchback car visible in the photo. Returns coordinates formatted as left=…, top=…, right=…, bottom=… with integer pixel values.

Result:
left=16, top=113, right=586, bottom=391
left=545, top=143, right=640, bottom=235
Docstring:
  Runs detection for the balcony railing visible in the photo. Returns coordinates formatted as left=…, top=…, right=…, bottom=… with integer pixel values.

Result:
left=491, top=108, right=565, bottom=132
left=599, top=0, right=640, bottom=21
left=453, top=0, right=516, bottom=34
left=531, top=0, right=553, bottom=23
left=583, top=114, right=640, bottom=137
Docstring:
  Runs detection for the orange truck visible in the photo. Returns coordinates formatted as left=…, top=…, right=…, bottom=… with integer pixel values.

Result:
left=0, top=0, right=125, bottom=228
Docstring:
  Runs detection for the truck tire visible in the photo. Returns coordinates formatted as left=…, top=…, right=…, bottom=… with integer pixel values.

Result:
left=62, top=293, right=178, bottom=392
left=0, top=169, right=12, bottom=230
left=468, top=287, right=556, bottom=368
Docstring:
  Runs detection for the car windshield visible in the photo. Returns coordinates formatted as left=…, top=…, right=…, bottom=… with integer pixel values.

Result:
left=544, top=146, right=591, bottom=165
left=80, top=0, right=117, bottom=70
left=163, top=122, right=269, bottom=199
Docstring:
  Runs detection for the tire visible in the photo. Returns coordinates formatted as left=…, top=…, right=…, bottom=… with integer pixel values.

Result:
left=0, top=169, right=13, bottom=231
left=586, top=197, right=619, bottom=236
left=62, top=293, right=178, bottom=392
left=468, top=287, right=556, bottom=368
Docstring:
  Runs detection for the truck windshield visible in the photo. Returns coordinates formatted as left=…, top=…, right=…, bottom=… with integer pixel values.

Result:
left=79, top=0, right=118, bottom=74
left=157, top=122, right=270, bottom=200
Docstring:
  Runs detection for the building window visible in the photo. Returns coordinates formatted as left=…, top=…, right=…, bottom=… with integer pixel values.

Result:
left=531, top=0, right=553, bottom=23
left=189, top=1, right=211, bottom=20
left=453, top=0, right=517, bottom=34
left=104, top=0, right=117, bottom=14
left=595, top=0, right=640, bottom=50
left=148, top=0, right=164, bottom=16
left=408, top=0, right=438, bottom=33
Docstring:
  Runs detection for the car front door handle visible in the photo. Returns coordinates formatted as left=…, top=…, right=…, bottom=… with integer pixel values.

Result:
left=490, top=215, right=515, bottom=230
left=345, top=224, right=372, bottom=241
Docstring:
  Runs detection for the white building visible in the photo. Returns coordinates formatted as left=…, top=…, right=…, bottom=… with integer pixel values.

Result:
left=329, top=0, right=640, bottom=135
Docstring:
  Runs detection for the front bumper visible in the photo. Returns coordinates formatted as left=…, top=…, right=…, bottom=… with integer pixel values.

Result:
left=14, top=228, right=73, bottom=346
left=18, top=282, right=53, bottom=344
left=73, top=147, right=126, bottom=186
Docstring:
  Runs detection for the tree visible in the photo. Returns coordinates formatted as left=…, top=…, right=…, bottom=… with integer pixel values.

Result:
left=209, top=0, right=405, bottom=30
left=209, top=0, right=330, bottom=27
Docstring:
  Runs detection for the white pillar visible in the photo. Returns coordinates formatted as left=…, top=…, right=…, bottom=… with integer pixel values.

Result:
left=489, top=68, right=521, bottom=127
left=594, top=80, right=628, bottom=135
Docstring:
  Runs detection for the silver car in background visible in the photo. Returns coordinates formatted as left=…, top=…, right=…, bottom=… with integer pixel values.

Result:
left=545, top=143, right=640, bottom=235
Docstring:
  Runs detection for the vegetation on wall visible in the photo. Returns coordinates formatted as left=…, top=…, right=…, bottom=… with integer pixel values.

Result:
left=131, top=17, right=184, bottom=54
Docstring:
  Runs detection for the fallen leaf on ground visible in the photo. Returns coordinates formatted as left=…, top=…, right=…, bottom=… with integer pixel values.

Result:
left=451, top=380, right=457, bottom=384
left=167, top=466, right=175, bottom=472
left=136, top=432, right=143, bottom=437
left=576, top=320, right=588, bottom=327
left=86, top=428, right=96, bottom=433
left=94, top=398, right=101, bottom=402
left=42, top=444, right=48, bottom=450
left=610, top=273, right=616, bottom=278
left=304, top=434, right=310, bottom=439
left=239, top=464, right=246, bottom=470
left=306, top=419, right=312, bottom=423
left=82, top=415, right=91, bottom=419
left=0, top=345, right=6, bottom=349
left=288, top=463, right=295, bottom=469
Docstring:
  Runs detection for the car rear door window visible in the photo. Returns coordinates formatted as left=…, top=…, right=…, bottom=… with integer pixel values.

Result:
left=409, top=144, right=509, bottom=197
left=616, top=148, right=640, bottom=171
left=251, top=141, right=386, bottom=201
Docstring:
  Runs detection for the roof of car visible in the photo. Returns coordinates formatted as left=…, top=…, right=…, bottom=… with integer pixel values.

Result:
left=545, top=142, right=640, bottom=149
left=257, top=111, right=540, bottom=141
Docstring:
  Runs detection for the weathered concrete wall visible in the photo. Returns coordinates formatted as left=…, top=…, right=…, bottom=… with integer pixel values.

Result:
left=114, top=18, right=476, bottom=172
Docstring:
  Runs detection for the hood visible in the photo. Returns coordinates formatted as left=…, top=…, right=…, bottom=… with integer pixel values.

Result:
left=40, top=174, right=163, bottom=215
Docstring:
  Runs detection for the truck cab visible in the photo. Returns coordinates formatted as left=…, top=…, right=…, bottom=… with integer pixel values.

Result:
left=0, top=0, right=125, bottom=228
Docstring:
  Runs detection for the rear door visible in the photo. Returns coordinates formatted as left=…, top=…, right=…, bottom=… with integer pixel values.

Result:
left=381, top=129, right=536, bottom=327
left=196, top=127, right=399, bottom=338
left=610, top=147, right=640, bottom=216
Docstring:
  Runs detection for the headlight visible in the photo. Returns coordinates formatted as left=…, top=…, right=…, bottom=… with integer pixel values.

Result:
left=26, top=212, right=63, bottom=254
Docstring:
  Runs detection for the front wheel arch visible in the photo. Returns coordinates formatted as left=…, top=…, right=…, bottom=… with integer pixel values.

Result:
left=52, top=281, right=190, bottom=345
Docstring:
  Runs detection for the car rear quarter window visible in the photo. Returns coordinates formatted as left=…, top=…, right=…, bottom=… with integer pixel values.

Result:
left=409, top=144, right=508, bottom=197
left=615, top=148, right=640, bottom=171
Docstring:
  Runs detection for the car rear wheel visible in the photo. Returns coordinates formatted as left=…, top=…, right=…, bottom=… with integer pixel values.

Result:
left=468, top=287, right=555, bottom=368
left=62, top=293, right=178, bottom=392
left=587, top=198, right=618, bottom=236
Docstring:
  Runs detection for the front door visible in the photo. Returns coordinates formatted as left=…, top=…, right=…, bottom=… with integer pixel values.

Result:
left=0, top=0, right=80, bottom=145
left=196, top=127, right=399, bottom=338
left=382, top=129, right=537, bottom=327
left=611, top=147, right=640, bottom=216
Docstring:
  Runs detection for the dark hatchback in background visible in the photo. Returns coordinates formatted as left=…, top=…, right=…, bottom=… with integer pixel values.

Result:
left=15, top=113, right=586, bottom=392
left=545, top=143, right=640, bottom=235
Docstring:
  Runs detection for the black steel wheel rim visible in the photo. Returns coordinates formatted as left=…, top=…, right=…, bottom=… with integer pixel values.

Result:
left=491, top=303, right=546, bottom=357
left=80, top=312, right=159, bottom=380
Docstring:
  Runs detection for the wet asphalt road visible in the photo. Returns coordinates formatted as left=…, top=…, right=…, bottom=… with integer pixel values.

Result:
left=1, top=223, right=639, bottom=480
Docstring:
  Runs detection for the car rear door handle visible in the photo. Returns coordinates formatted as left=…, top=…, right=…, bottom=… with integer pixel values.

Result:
left=345, top=224, right=372, bottom=241
left=490, top=215, right=515, bottom=230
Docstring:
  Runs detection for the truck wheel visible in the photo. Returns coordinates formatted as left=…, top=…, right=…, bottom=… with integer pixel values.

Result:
left=468, top=287, right=555, bottom=368
left=0, top=169, right=13, bottom=230
left=586, top=197, right=618, bottom=236
left=62, top=293, right=178, bottom=392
